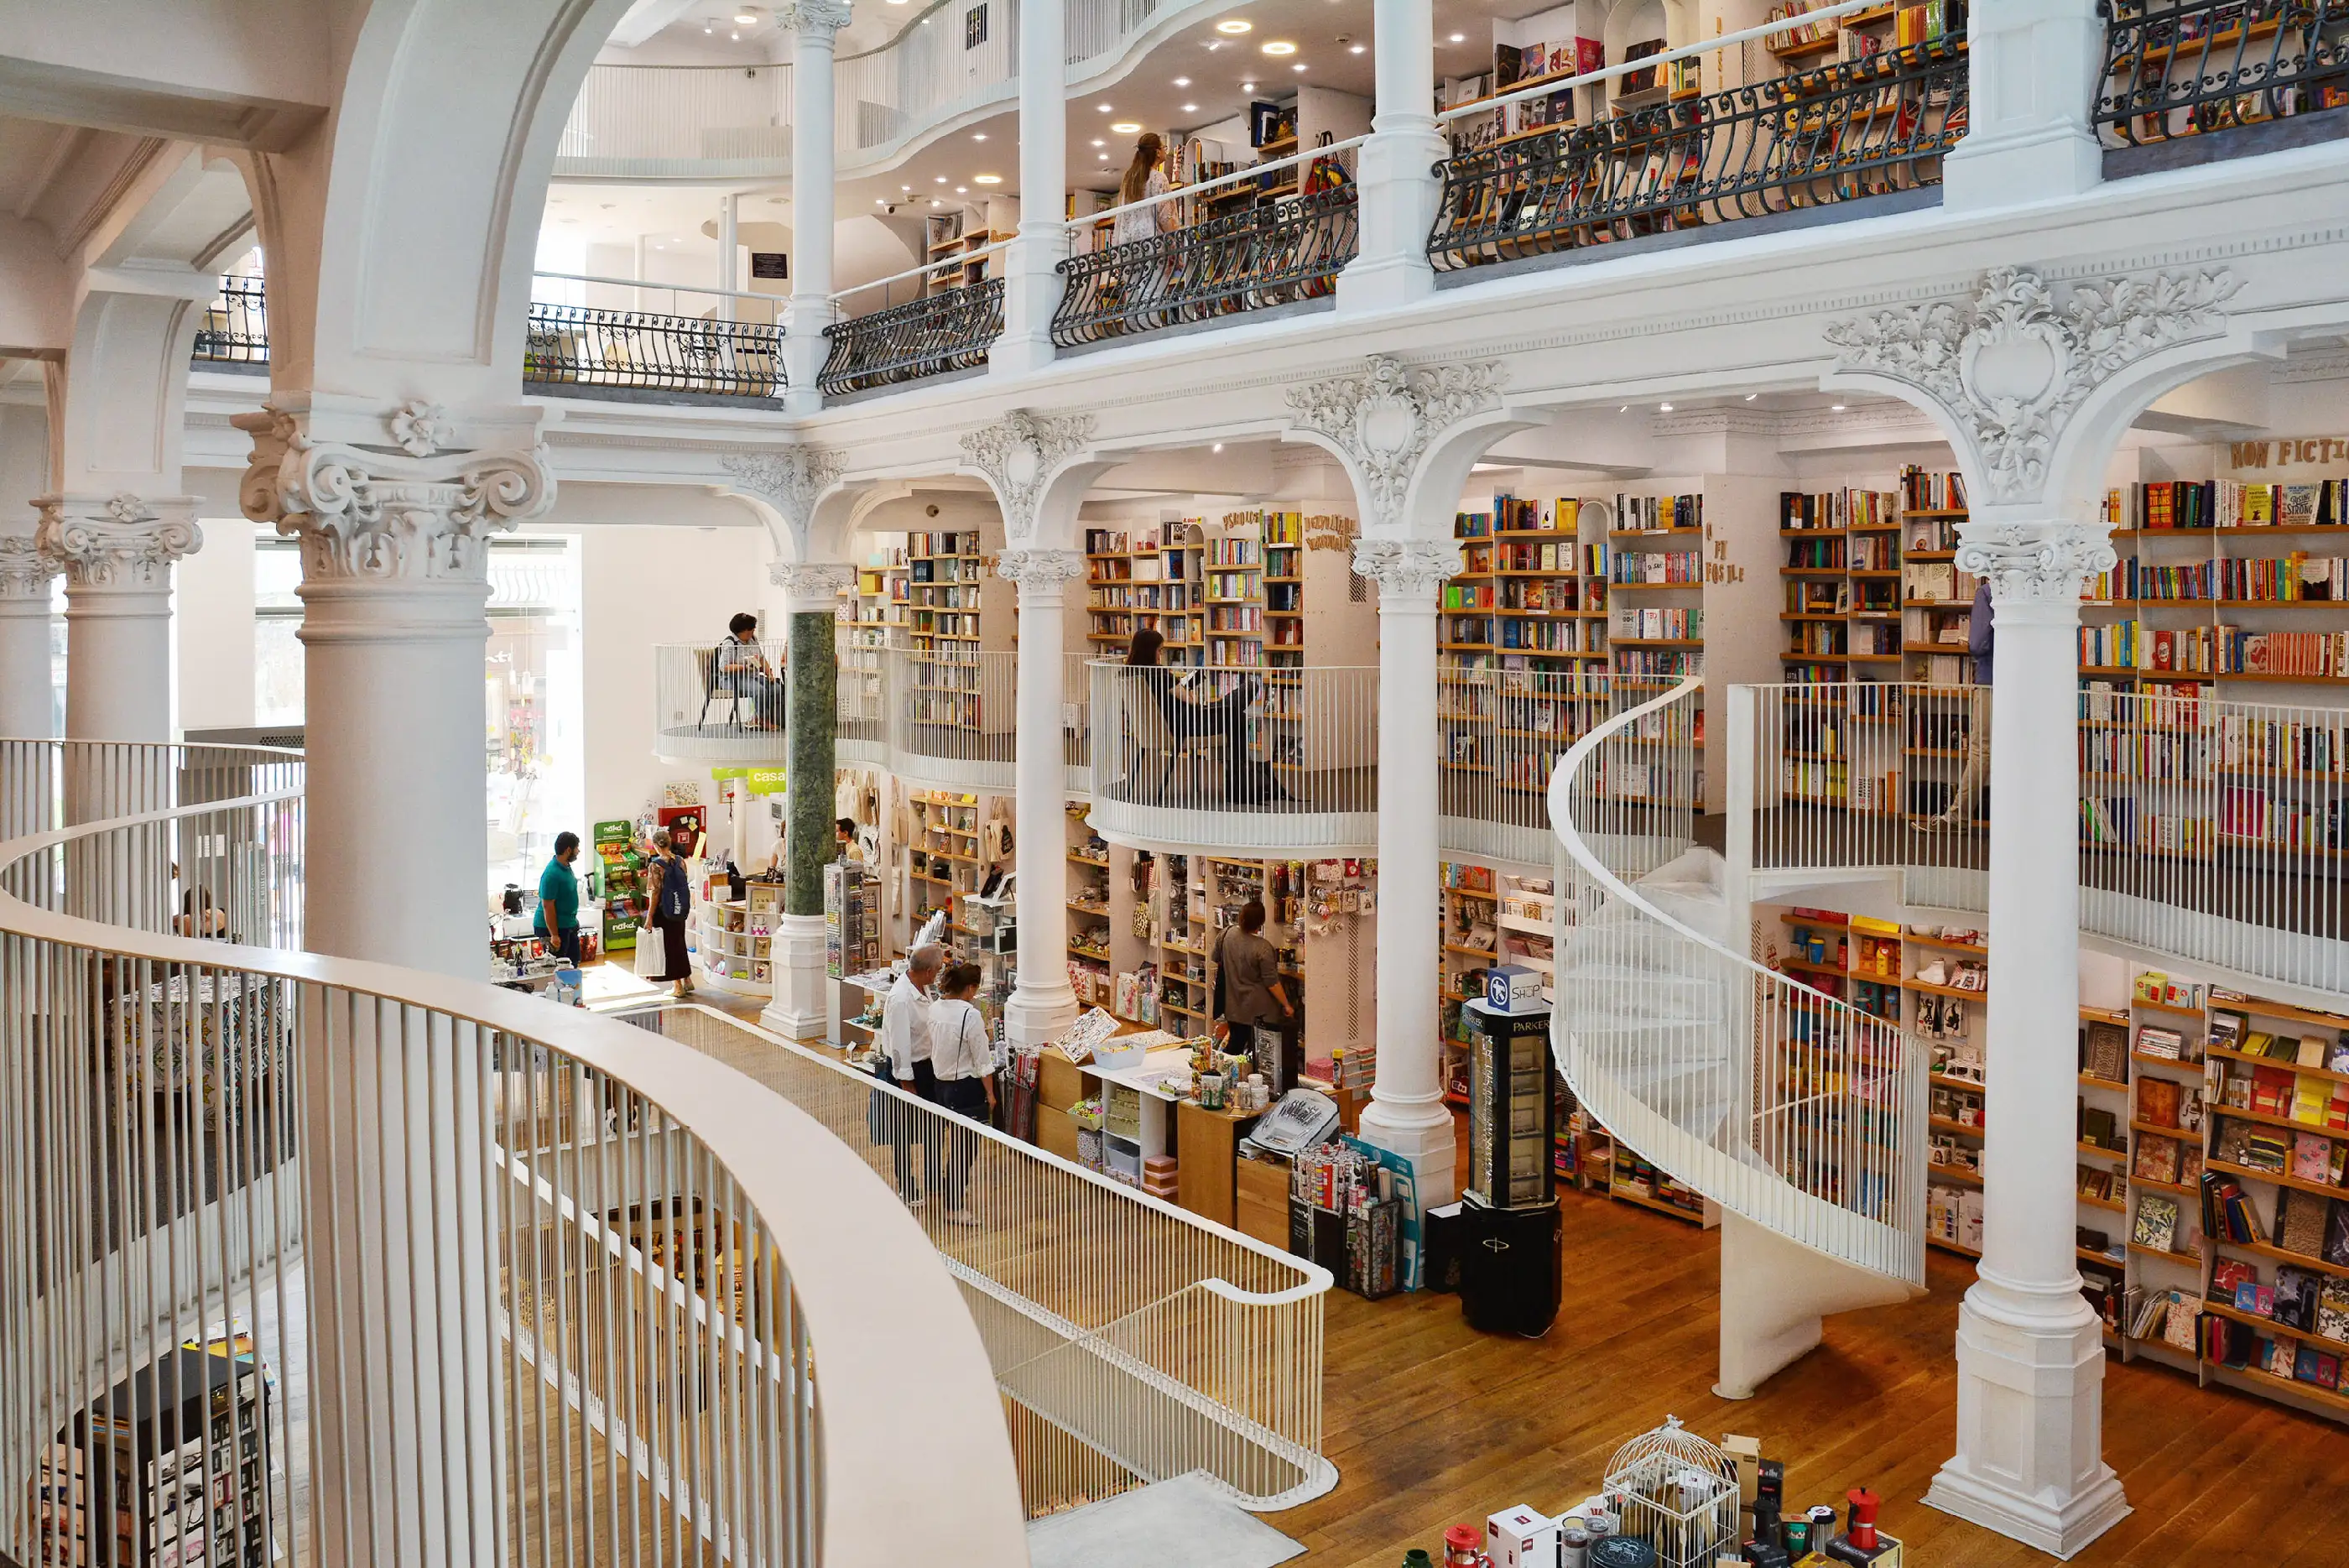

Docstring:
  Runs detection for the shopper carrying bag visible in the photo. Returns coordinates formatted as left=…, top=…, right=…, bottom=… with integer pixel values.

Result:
left=641, top=828, right=695, bottom=998
left=929, top=962, right=997, bottom=1227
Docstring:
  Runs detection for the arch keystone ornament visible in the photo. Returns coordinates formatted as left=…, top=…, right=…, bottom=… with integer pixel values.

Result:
left=960, top=410, right=1096, bottom=540
left=1285, top=357, right=1502, bottom=534
left=1826, top=264, right=2241, bottom=505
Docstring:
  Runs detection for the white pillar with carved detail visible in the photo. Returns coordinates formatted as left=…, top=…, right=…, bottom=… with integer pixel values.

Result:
left=998, top=547, right=1086, bottom=1044
left=1352, top=536, right=1456, bottom=1207
left=0, top=536, right=56, bottom=741
left=994, top=0, right=1068, bottom=375
left=1337, top=0, right=1444, bottom=314
left=38, top=493, right=199, bottom=745
left=783, top=0, right=851, bottom=414
left=1924, top=518, right=2129, bottom=1551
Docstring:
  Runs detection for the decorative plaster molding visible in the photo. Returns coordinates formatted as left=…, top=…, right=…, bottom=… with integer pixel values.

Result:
left=1284, top=357, right=1502, bottom=533
left=995, top=548, right=1087, bottom=590
left=1826, top=264, right=2241, bottom=503
left=1955, top=522, right=2118, bottom=604
left=779, top=0, right=853, bottom=32
left=959, top=410, right=1096, bottom=540
left=1351, top=537, right=1456, bottom=604
left=1648, top=402, right=1940, bottom=442
left=34, top=494, right=201, bottom=591
left=719, top=446, right=847, bottom=557
left=768, top=560, right=857, bottom=600
left=0, top=534, right=58, bottom=601
left=234, top=406, right=554, bottom=583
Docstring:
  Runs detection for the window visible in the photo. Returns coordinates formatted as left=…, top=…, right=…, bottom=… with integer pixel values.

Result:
left=254, top=534, right=304, bottom=727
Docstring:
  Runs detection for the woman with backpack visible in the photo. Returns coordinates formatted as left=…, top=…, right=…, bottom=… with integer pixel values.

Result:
left=643, top=827, right=695, bottom=998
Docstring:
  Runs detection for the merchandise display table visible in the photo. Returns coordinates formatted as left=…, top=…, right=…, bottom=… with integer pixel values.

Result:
left=1035, top=1039, right=1261, bottom=1223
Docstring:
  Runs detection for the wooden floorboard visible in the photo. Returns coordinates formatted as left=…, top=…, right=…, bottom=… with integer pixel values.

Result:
left=1284, top=1189, right=2349, bottom=1567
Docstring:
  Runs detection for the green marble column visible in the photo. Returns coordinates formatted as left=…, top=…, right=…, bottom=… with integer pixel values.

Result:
left=783, top=607, right=837, bottom=919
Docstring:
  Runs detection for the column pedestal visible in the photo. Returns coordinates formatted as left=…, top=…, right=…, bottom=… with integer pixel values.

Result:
left=999, top=550, right=1086, bottom=1046
left=1352, top=539, right=1456, bottom=1210
left=1925, top=519, right=2128, bottom=1558
left=763, top=561, right=854, bottom=1041
left=992, top=0, right=1068, bottom=376
left=1336, top=0, right=1443, bottom=315
left=1942, top=0, right=2104, bottom=211
left=0, top=536, right=56, bottom=742
left=783, top=0, right=851, bottom=414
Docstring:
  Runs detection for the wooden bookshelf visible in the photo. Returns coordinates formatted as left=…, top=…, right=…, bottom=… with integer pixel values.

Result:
left=1778, top=484, right=1900, bottom=683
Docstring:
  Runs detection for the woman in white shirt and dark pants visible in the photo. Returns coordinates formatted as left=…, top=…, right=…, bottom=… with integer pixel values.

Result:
left=929, top=961, right=997, bottom=1226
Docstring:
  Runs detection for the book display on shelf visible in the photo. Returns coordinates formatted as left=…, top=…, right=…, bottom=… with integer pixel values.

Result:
left=1779, top=484, right=1902, bottom=683
left=904, top=529, right=1000, bottom=734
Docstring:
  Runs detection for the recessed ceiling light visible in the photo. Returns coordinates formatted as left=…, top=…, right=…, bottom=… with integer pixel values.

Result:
left=1659, top=403, right=1673, bottom=412
left=1174, top=76, right=1191, bottom=86
left=930, top=198, right=940, bottom=206
left=1212, top=443, right=1224, bottom=452
left=1618, top=405, right=1628, bottom=413
left=973, top=173, right=1003, bottom=185
left=1261, top=39, right=1295, bottom=54
left=902, top=184, right=913, bottom=191
left=974, top=133, right=988, bottom=141
left=730, top=30, right=739, bottom=39
left=1242, top=81, right=1257, bottom=91
left=1744, top=393, right=1758, bottom=400
left=1182, top=102, right=1199, bottom=112
left=935, top=175, right=948, bottom=182
left=1349, top=42, right=1365, bottom=52
left=735, top=8, right=758, bottom=22
left=1831, top=403, right=1846, bottom=411
left=1216, top=18, right=1253, bottom=33
left=1111, top=121, right=1142, bottom=133
left=1292, top=62, right=1306, bottom=70
left=1098, top=102, right=1115, bottom=111
left=1448, top=32, right=1466, bottom=43
left=1091, top=138, right=1106, bottom=147
left=956, top=185, right=968, bottom=192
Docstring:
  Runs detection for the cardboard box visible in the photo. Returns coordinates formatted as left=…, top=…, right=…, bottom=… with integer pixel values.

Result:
left=1722, top=1433, right=1761, bottom=1506
left=1037, top=1051, right=1085, bottom=1112
left=1486, top=1505, right=1560, bottom=1568
left=1036, top=1104, right=1081, bottom=1162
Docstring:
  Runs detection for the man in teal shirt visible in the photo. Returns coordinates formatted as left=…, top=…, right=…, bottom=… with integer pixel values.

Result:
left=536, top=831, right=584, bottom=966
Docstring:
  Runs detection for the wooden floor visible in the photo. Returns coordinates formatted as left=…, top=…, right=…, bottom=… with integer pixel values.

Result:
left=1282, top=1190, right=2349, bottom=1567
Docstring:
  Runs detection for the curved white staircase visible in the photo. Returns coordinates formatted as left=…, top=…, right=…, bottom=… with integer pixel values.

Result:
left=1547, top=678, right=1928, bottom=1397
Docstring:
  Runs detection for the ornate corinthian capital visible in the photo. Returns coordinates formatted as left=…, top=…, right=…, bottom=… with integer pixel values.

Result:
left=1285, top=356, right=1502, bottom=534
left=35, top=493, right=202, bottom=591
left=1826, top=265, right=2239, bottom=505
left=1955, top=523, right=2117, bottom=605
left=235, top=402, right=553, bottom=583
left=960, top=410, right=1095, bottom=540
left=779, top=0, right=854, bottom=33
left=1351, top=538, right=1456, bottom=605
left=721, top=447, right=846, bottom=556
left=0, top=533, right=60, bottom=602
left=995, top=548, right=1086, bottom=591
left=768, top=560, right=857, bottom=610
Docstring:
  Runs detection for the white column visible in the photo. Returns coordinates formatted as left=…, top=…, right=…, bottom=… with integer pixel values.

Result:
left=1942, top=0, right=2103, bottom=211
left=0, top=535, right=56, bottom=739
left=1351, top=538, right=1456, bottom=1208
left=783, top=0, right=851, bottom=414
left=763, top=560, right=857, bottom=1042
left=717, top=190, right=741, bottom=320
left=998, top=549, right=1086, bottom=1045
left=36, top=494, right=200, bottom=744
left=993, top=0, right=1069, bottom=377
left=1925, top=519, right=2128, bottom=1556
left=237, top=397, right=552, bottom=974
left=1336, top=0, right=1445, bottom=315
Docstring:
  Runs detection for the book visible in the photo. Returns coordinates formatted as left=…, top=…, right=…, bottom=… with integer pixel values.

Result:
left=2293, top=1131, right=2336, bottom=1185
left=2235, top=1280, right=2262, bottom=1312
left=2164, top=1291, right=2204, bottom=1352
left=2213, top=1257, right=2257, bottom=1298
left=2280, top=1189, right=2334, bottom=1258
left=2082, top=1105, right=2121, bottom=1149
left=2328, top=1200, right=2349, bottom=1266
left=2138, top=1077, right=2181, bottom=1128
left=2133, top=1193, right=2180, bottom=1253
left=2278, top=1266, right=2321, bottom=1331
left=2082, top=1020, right=2128, bottom=1082
left=2134, top=1134, right=2180, bottom=1185
left=2319, top=1278, right=2349, bottom=1343
left=2137, top=1024, right=2184, bottom=1060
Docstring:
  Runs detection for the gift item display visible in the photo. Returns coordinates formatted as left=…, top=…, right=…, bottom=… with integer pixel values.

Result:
left=696, top=872, right=782, bottom=996
left=1411, top=1422, right=1903, bottom=1568
left=489, top=932, right=563, bottom=987
left=1287, top=1134, right=1416, bottom=1299
left=592, top=818, right=644, bottom=951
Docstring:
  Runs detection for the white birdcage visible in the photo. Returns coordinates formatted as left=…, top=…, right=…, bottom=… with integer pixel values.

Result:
left=1602, top=1417, right=1742, bottom=1568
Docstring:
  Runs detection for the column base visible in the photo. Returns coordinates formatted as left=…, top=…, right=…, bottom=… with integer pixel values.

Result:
left=1924, top=1281, right=2129, bottom=1559
left=1335, top=253, right=1436, bottom=315
left=989, top=331, right=1055, bottom=378
left=1353, top=1097, right=1456, bottom=1212
left=758, top=913, right=831, bottom=1041
left=1003, top=982, right=1080, bottom=1049
left=1942, top=126, right=2103, bottom=212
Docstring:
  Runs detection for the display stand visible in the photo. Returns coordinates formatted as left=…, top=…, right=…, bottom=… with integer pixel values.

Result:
left=696, top=876, right=781, bottom=996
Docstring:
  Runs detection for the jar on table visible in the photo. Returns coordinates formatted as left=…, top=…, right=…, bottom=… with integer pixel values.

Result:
left=1441, top=1524, right=1486, bottom=1568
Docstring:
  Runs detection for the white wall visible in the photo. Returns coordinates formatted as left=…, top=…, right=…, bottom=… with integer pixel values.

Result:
left=176, top=514, right=255, bottom=732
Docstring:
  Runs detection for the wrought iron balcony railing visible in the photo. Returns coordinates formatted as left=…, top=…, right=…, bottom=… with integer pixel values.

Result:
left=2094, top=0, right=2349, bottom=148
left=191, top=275, right=268, bottom=364
left=817, top=278, right=1003, bottom=396
left=1051, top=181, right=1358, bottom=347
left=523, top=300, right=784, bottom=397
left=1427, top=35, right=1967, bottom=273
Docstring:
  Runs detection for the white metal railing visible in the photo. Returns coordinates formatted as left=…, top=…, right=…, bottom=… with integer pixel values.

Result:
left=1435, top=670, right=1682, bottom=869
left=1064, top=651, right=1092, bottom=795
left=654, top=638, right=790, bottom=763
left=888, top=646, right=1018, bottom=792
left=1550, top=678, right=1928, bottom=1285
left=614, top=1003, right=1336, bottom=1512
left=530, top=268, right=786, bottom=326
left=1730, top=681, right=2349, bottom=1000
left=1088, top=661, right=1379, bottom=854
left=558, top=0, right=1216, bottom=179
left=0, top=742, right=1029, bottom=1568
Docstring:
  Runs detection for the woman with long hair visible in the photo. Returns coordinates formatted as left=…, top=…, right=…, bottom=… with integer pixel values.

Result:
left=1112, top=132, right=1170, bottom=247
left=642, top=827, right=695, bottom=998
left=1125, top=629, right=1288, bottom=803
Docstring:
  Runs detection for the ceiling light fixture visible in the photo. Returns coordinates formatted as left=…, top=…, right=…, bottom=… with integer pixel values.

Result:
left=1261, top=39, right=1295, bottom=54
left=1212, top=443, right=1224, bottom=452
left=1292, top=61, right=1306, bottom=70
left=1349, top=42, right=1365, bottom=52
left=935, top=175, right=948, bottom=182
left=1091, top=138, right=1106, bottom=147
left=1242, top=80, right=1256, bottom=90
left=1618, top=404, right=1628, bottom=412
left=1182, top=102, right=1199, bottom=112
left=1098, top=102, right=1115, bottom=111
left=1744, top=393, right=1758, bottom=400
left=1110, top=120, right=1142, bottom=133
left=1830, top=403, right=1846, bottom=411
left=1448, top=32, right=1466, bottom=43
left=902, top=184, right=913, bottom=191
left=956, top=185, right=969, bottom=192
left=1216, top=18, right=1253, bottom=34
left=1174, top=76, right=1191, bottom=86
left=973, top=133, right=988, bottom=141
left=736, top=8, right=758, bottom=23
left=973, top=173, right=1003, bottom=184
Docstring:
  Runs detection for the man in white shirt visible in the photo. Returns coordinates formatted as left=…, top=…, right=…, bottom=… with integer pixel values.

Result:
left=881, top=944, right=942, bottom=1203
